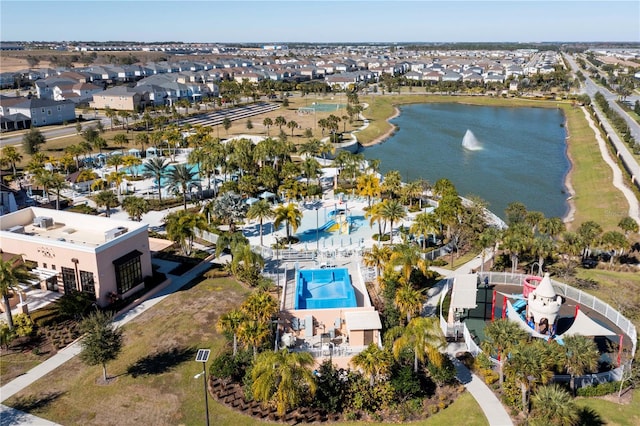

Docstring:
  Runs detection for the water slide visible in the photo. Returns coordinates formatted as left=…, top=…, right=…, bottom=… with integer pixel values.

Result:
left=303, top=219, right=338, bottom=234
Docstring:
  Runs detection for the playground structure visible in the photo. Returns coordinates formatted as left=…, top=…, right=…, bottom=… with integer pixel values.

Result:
left=303, top=207, right=352, bottom=236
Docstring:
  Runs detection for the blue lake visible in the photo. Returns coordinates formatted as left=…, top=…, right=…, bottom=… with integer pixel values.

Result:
left=364, top=103, right=570, bottom=219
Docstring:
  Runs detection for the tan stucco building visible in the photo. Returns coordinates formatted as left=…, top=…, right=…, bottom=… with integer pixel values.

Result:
left=0, top=207, right=152, bottom=307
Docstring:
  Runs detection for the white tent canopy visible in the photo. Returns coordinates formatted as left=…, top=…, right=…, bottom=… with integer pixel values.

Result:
left=345, top=310, right=382, bottom=332
left=559, top=310, right=617, bottom=337
left=451, top=274, right=478, bottom=310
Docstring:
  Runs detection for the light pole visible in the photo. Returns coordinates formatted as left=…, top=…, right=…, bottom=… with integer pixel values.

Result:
left=194, top=349, right=211, bottom=426
left=315, top=207, right=319, bottom=252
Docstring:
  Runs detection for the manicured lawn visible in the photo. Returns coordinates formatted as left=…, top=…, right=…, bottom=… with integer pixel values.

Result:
left=562, top=105, right=629, bottom=231
left=574, top=389, right=640, bottom=426
left=3, top=275, right=490, bottom=425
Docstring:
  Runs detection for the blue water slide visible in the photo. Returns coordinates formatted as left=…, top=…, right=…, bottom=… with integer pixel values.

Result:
left=303, top=219, right=336, bottom=234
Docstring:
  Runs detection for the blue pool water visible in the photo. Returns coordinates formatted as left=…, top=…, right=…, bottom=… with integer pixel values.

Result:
left=296, top=268, right=357, bottom=310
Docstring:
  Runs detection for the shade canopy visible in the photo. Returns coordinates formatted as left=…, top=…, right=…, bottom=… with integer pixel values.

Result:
left=451, top=274, right=478, bottom=310
left=560, top=310, right=617, bottom=337
left=345, top=311, right=382, bottom=332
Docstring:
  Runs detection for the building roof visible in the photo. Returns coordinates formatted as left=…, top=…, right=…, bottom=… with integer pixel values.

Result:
left=345, top=310, right=382, bottom=331
left=0, top=207, right=147, bottom=251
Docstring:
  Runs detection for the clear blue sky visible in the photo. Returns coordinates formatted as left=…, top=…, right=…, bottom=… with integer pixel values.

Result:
left=1, top=1, right=639, bottom=43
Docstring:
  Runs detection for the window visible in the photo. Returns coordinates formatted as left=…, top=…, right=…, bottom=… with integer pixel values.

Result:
left=42, top=263, right=47, bottom=269
left=113, top=250, right=142, bottom=294
left=52, top=265, right=56, bottom=270
left=80, top=270, right=95, bottom=294
left=47, top=110, right=52, bottom=115
left=61, top=266, right=77, bottom=294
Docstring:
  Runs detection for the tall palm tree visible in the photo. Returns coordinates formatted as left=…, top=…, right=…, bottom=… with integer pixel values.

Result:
left=380, top=199, right=406, bottom=244
left=394, top=284, right=425, bottom=325
left=502, top=222, right=532, bottom=273
left=167, top=163, right=197, bottom=210
left=48, top=172, right=68, bottom=210
left=362, top=244, right=392, bottom=283
left=476, top=227, right=501, bottom=273
left=389, top=243, right=428, bottom=285
left=539, top=217, right=566, bottom=240
left=262, top=117, right=273, bottom=136
left=0, top=255, right=35, bottom=330
left=483, top=319, right=528, bottom=387
left=247, top=199, right=274, bottom=246
left=237, top=320, right=270, bottom=359
left=106, top=170, right=126, bottom=197
left=94, top=190, right=119, bottom=217
left=530, top=385, right=580, bottom=426
left=1, top=146, right=22, bottom=176
left=365, top=201, right=386, bottom=242
left=505, top=339, right=564, bottom=416
left=107, top=154, right=124, bottom=172
left=216, top=309, right=246, bottom=357
left=563, top=335, right=599, bottom=396
left=618, top=216, right=639, bottom=238
left=392, top=317, right=446, bottom=373
left=251, top=349, right=316, bottom=415
left=530, top=234, right=554, bottom=275
left=121, top=196, right=149, bottom=221
left=241, top=290, right=278, bottom=323
left=273, top=203, right=302, bottom=242
left=143, top=157, right=169, bottom=202
left=410, top=212, right=438, bottom=250
left=600, top=230, right=629, bottom=267
left=230, top=243, right=265, bottom=276
left=350, top=342, right=391, bottom=386
left=300, top=157, right=321, bottom=188
left=577, top=221, right=602, bottom=260
left=356, top=173, right=381, bottom=207
left=164, top=210, right=207, bottom=256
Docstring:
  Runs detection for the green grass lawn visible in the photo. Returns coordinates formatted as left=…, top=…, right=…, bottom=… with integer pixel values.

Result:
left=574, top=389, right=640, bottom=426
left=575, top=268, right=640, bottom=325
left=3, top=275, right=490, bottom=426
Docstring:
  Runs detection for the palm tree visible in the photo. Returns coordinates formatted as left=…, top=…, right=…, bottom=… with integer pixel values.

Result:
left=600, top=230, right=629, bottom=267
left=274, top=115, right=286, bottom=131
left=273, top=203, right=303, bottom=242
left=251, top=349, right=316, bottom=415
left=356, top=173, right=381, bottom=207
left=502, top=222, right=531, bottom=273
left=530, top=234, right=554, bottom=275
left=247, top=199, right=274, bottom=246
left=392, top=317, right=446, bottom=373
left=577, top=221, right=602, bottom=260
left=365, top=201, right=386, bottom=242
left=216, top=309, right=246, bottom=357
left=1, top=146, right=22, bottom=176
left=106, top=170, right=126, bottom=197
left=350, top=342, right=391, bottom=386
left=389, top=243, right=428, bottom=285
left=48, top=172, right=68, bottom=210
left=505, top=339, right=564, bottom=417
left=618, top=216, right=639, bottom=238
left=0, top=255, right=35, bottom=330
left=286, top=120, right=298, bottom=137
left=300, top=157, right=321, bottom=188
left=107, top=154, right=124, bottom=172
left=134, top=132, right=149, bottom=153
left=410, top=212, right=438, bottom=250
left=380, top=199, right=406, bottom=244
left=530, top=385, right=580, bottom=426
left=381, top=170, right=402, bottom=199
left=94, top=190, right=119, bottom=217
left=476, top=227, right=501, bottom=273
left=361, top=244, right=392, bottom=282
left=563, top=335, right=599, bottom=396
left=394, top=284, right=425, bottom=325
left=241, top=290, right=278, bottom=323
left=167, top=163, right=197, bottom=210
left=112, top=133, right=129, bottom=150
left=231, top=243, right=265, bottom=276
left=143, top=157, right=169, bottom=202
left=483, top=319, right=528, bottom=387
left=539, top=217, right=566, bottom=240
left=121, top=196, right=149, bottom=221
left=262, top=117, right=273, bottom=136
left=164, top=210, right=207, bottom=256
left=237, top=320, right=270, bottom=358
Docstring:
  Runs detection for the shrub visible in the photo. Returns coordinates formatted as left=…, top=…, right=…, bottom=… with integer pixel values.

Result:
left=390, top=365, right=425, bottom=400
left=576, top=381, right=620, bottom=397
left=427, top=356, right=457, bottom=386
left=312, top=360, right=348, bottom=413
left=13, top=313, right=35, bottom=337
left=0, top=324, right=15, bottom=349
left=30, top=306, right=60, bottom=328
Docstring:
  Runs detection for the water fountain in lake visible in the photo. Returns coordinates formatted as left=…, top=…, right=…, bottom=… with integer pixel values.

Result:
left=462, top=129, right=482, bottom=151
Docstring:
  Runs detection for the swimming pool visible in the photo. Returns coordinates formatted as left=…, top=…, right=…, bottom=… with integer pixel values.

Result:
left=295, top=268, right=357, bottom=310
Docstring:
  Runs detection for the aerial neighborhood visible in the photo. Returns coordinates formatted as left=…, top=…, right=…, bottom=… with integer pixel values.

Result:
left=1, top=37, right=640, bottom=426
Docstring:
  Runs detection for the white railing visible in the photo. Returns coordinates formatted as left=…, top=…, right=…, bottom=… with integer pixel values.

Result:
left=481, top=272, right=637, bottom=358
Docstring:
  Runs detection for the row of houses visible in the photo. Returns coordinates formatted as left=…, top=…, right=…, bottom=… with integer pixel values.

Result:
left=0, top=96, right=76, bottom=131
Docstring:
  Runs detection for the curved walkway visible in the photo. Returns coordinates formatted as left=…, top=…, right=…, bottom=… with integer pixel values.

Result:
left=582, top=106, right=640, bottom=225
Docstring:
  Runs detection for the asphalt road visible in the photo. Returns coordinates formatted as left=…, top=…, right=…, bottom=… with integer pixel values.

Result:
left=0, top=115, right=109, bottom=148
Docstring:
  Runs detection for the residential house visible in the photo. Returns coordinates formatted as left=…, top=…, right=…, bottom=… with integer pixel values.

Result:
left=90, top=86, right=145, bottom=111
left=1, top=96, right=76, bottom=127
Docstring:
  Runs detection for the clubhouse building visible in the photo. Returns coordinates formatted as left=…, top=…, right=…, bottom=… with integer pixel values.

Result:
left=0, top=207, right=152, bottom=307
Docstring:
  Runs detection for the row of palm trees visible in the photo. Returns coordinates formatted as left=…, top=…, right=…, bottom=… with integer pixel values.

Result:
left=484, top=318, right=600, bottom=421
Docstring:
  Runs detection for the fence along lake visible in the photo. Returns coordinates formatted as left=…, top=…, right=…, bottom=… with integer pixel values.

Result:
left=364, top=103, right=570, bottom=220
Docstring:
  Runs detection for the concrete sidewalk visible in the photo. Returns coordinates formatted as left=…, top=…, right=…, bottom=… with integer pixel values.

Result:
left=0, top=255, right=217, bottom=424
left=451, top=356, right=514, bottom=426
